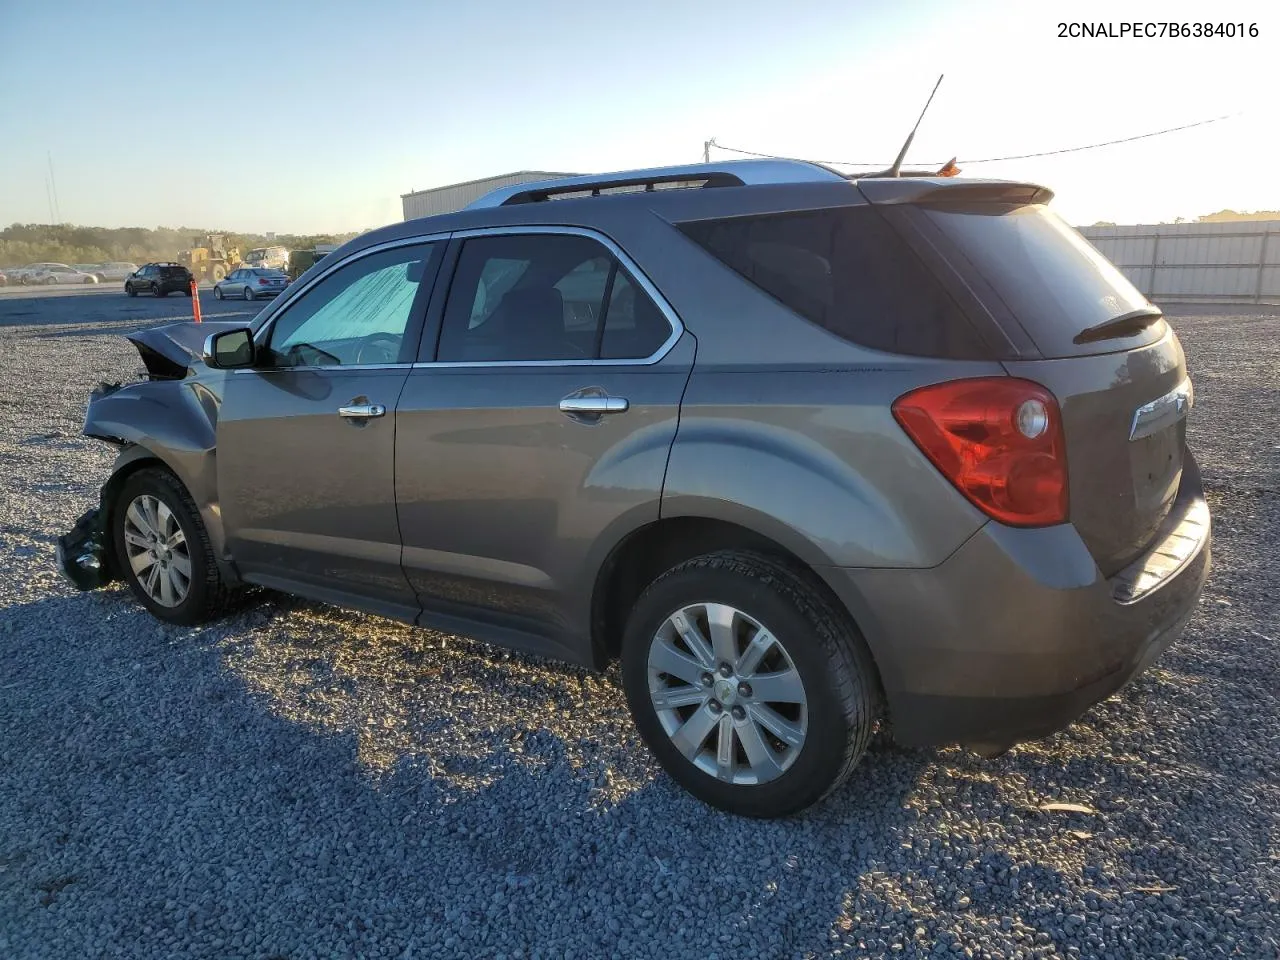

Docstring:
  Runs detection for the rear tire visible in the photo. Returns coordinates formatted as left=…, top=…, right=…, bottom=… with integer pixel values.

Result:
left=44, top=276, right=57, bottom=286
left=153, top=283, right=167, bottom=298
left=111, top=467, right=236, bottom=626
left=621, top=551, right=881, bottom=818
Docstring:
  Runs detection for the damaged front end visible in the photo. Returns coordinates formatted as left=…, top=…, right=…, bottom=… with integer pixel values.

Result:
left=57, top=320, right=239, bottom=592
left=56, top=498, right=114, bottom=591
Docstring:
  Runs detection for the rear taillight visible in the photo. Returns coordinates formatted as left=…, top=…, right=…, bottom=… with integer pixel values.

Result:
left=258, top=278, right=269, bottom=285
left=892, top=377, right=1068, bottom=527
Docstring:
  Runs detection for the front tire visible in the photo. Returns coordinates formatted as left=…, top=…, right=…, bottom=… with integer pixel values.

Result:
left=213, top=286, right=224, bottom=300
left=621, top=551, right=881, bottom=818
left=126, top=283, right=136, bottom=297
left=111, top=467, right=235, bottom=626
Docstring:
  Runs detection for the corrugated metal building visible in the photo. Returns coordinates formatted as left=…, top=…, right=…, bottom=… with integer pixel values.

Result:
left=401, top=171, right=576, bottom=221
left=1079, top=220, right=1280, bottom=303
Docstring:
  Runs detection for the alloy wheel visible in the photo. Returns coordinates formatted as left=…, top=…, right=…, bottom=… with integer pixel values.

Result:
left=646, top=602, right=808, bottom=785
left=121, top=494, right=192, bottom=607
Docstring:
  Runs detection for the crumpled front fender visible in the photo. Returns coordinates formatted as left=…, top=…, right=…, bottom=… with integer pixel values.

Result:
left=84, top=376, right=233, bottom=576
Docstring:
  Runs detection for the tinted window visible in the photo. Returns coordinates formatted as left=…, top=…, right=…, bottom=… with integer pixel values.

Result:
left=267, top=243, right=439, bottom=367
left=921, top=204, right=1157, bottom=357
left=678, top=207, right=987, bottom=358
left=600, top=271, right=670, bottom=359
left=435, top=235, right=665, bottom=363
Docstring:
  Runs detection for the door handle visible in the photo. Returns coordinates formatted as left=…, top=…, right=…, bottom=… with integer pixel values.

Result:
left=559, top=396, right=629, bottom=416
left=339, top=403, right=386, bottom=419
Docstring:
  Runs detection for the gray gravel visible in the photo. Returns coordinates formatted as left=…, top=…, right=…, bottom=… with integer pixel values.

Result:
left=1, top=295, right=1277, bottom=959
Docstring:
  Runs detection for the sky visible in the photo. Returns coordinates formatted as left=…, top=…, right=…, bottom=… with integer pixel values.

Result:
left=0, top=0, right=1275, bottom=233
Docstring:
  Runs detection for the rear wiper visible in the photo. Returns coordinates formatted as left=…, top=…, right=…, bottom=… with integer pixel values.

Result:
left=1072, top=307, right=1164, bottom=345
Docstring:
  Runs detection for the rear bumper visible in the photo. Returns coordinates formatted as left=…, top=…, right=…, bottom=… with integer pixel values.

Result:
left=823, top=452, right=1211, bottom=749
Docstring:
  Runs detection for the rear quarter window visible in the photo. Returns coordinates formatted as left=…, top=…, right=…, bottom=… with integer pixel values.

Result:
left=677, top=206, right=990, bottom=359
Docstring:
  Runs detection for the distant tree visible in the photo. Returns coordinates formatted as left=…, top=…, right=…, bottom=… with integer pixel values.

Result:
left=1197, top=209, right=1280, bottom=223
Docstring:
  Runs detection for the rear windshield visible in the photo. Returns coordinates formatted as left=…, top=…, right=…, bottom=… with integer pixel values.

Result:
left=920, top=204, right=1156, bottom=355
left=677, top=207, right=989, bottom=358
left=159, top=266, right=188, bottom=276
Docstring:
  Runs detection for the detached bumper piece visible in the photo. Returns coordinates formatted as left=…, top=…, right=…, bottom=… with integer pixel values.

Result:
left=56, top=504, right=115, bottom=591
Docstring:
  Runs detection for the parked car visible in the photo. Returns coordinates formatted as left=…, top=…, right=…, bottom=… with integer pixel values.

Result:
left=74, top=263, right=104, bottom=280
left=56, top=161, right=1210, bottom=818
left=30, top=265, right=98, bottom=285
left=125, top=263, right=193, bottom=298
left=97, top=261, right=139, bottom=282
left=12, top=262, right=73, bottom=285
left=243, top=245, right=290, bottom=272
left=213, top=267, right=289, bottom=301
left=0, top=270, right=7, bottom=287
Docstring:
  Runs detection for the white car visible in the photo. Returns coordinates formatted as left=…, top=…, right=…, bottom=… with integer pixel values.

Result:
left=90, top=262, right=140, bottom=282
left=11, top=262, right=67, bottom=284
left=29, top=265, right=98, bottom=285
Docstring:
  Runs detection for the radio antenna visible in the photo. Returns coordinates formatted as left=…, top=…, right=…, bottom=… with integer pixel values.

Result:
left=888, top=75, right=945, bottom=178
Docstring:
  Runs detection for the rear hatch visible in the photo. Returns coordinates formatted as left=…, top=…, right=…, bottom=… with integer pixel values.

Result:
left=867, top=184, right=1191, bottom=576
left=159, top=266, right=190, bottom=282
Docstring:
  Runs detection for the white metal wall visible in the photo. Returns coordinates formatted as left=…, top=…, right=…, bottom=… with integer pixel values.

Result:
left=1079, top=221, right=1280, bottom=303
left=401, top=172, right=574, bottom=221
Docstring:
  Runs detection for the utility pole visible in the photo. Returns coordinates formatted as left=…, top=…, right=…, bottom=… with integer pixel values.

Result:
left=703, top=138, right=715, bottom=163
left=47, top=151, right=61, bottom=222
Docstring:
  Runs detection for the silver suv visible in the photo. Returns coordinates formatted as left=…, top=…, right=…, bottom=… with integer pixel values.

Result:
left=58, top=161, right=1210, bottom=817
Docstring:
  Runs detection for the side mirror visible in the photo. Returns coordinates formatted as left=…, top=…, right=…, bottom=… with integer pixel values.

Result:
left=203, top=327, right=255, bottom=369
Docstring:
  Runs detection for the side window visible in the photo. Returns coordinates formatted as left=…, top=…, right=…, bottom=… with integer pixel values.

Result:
left=266, top=243, right=439, bottom=367
left=678, top=207, right=988, bottom=359
left=555, top=256, right=612, bottom=333
left=437, top=234, right=609, bottom=362
left=599, top=270, right=671, bottom=359
left=435, top=234, right=671, bottom=362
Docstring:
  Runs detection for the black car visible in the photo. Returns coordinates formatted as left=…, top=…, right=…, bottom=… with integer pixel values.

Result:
left=125, top=263, right=194, bottom=298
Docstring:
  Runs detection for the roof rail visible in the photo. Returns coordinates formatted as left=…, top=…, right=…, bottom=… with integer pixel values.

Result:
left=465, top=159, right=847, bottom=209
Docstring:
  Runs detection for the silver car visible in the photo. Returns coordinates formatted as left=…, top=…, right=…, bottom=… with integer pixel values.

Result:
left=212, top=267, right=290, bottom=301
left=30, top=264, right=98, bottom=285
left=96, top=262, right=140, bottom=282
left=56, top=161, right=1210, bottom=818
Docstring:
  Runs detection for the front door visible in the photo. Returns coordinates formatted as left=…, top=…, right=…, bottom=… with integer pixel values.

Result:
left=218, top=240, right=445, bottom=620
left=395, top=230, right=692, bottom=655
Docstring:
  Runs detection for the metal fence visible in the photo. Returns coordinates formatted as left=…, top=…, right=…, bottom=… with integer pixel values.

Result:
left=1079, top=221, right=1280, bottom=303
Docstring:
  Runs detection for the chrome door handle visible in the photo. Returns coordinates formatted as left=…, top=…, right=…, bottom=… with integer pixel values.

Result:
left=339, top=403, right=386, bottom=418
left=559, top=396, right=629, bottom=415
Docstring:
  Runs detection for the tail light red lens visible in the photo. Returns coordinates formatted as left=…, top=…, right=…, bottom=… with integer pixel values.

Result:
left=892, top=377, right=1068, bottom=527
left=258, top=278, right=269, bottom=285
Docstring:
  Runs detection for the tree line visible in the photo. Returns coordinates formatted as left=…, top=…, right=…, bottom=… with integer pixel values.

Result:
left=0, top=223, right=362, bottom=268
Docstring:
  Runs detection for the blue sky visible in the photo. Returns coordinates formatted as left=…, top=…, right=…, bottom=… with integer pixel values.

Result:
left=1, top=0, right=1275, bottom=232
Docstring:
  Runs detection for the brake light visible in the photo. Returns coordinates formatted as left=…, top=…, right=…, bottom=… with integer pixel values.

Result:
left=892, top=377, right=1068, bottom=526
left=258, top=278, right=269, bottom=285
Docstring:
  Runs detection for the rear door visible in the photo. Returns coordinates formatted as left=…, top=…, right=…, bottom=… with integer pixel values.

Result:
left=217, top=240, right=445, bottom=618
left=395, top=228, right=692, bottom=652
left=899, top=200, right=1191, bottom=574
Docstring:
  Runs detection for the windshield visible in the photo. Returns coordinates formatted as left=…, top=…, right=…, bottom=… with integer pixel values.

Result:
left=922, top=203, right=1157, bottom=357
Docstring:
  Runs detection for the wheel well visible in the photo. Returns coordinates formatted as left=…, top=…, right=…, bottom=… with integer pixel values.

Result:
left=590, top=517, right=845, bottom=667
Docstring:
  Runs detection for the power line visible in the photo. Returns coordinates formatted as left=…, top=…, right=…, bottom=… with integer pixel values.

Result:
left=709, top=113, right=1240, bottom=167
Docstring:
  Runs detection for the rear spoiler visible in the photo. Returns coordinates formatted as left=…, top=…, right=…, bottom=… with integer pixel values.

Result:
left=856, top=178, right=1054, bottom=206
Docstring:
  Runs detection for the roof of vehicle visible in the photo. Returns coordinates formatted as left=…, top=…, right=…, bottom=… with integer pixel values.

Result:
left=336, top=160, right=1052, bottom=264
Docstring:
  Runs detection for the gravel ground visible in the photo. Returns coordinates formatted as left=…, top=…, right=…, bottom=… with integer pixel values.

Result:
left=0, top=299, right=1276, bottom=959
